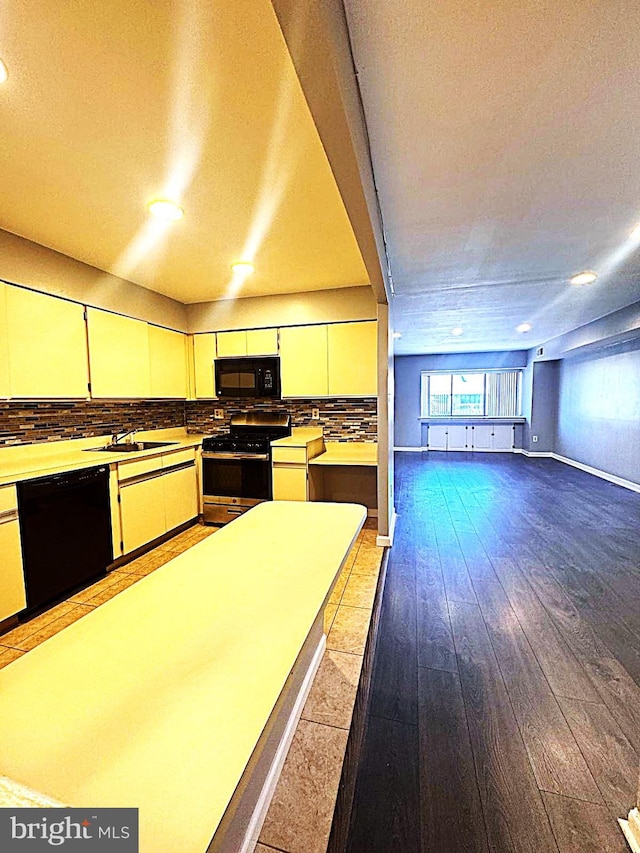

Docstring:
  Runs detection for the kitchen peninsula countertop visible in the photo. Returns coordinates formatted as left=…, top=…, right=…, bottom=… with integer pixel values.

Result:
left=310, top=441, right=377, bottom=466
left=270, top=427, right=324, bottom=448
left=0, top=500, right=366, bottom=852
left=0, top=428, right=208, bottom=487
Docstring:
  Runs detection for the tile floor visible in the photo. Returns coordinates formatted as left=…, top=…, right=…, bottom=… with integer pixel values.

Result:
left=0, top=516, right=384, bottom=853
left=257, top=520, right=384, bottom=853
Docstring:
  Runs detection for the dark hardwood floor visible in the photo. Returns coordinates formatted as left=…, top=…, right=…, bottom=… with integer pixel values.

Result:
left=344, top=451, right=640, bottom=853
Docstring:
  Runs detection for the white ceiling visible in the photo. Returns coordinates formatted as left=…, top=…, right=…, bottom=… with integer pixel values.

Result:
left=0, top=0, right=369, bottom=304
left=344, top=0, right=640, bottom=354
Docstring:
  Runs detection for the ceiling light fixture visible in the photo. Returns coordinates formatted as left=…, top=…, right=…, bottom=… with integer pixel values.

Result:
left=570, top=270, right=597, bottom=286
left=147, top=199, right=184, bottom=221
left=630, top=224, right=640, bottom=241
left=516, top=322, right=532, bottom=333
left=0, top=59, right=8, bottom=84
left=231, top=261, right=255, bottom=276
left=450, top=327, right=464, bottom=336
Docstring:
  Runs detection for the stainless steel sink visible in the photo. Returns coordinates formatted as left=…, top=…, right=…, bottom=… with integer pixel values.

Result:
left=86, top=441, right=179, bottom=453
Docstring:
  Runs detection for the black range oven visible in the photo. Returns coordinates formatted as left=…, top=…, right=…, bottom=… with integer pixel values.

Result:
left=202, top=412, right=291, bottom=525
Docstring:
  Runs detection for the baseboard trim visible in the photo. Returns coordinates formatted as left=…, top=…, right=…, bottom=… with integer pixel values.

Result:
left=551, top=453, right=640, bottom=494
left=376, top=509, right=397, bottom=547
left=514, top=449, right=554, bottom=458
left=237, top=634, right=326, bottom=853
left=393, top=446, right=427, bottom=452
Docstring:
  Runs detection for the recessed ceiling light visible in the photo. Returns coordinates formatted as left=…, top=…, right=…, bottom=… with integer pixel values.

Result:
left=516, top=322, right=532, bottom=333
left=450, top=327, right=464, bottom=336
left=630, top=224, right=640, bottom=241
left=231, top=261, right=255, bottom=276
left=392, top=332, right=402, bottom=339
left=570, top=271, right=597, bottom=286
left=147, top=199, right=184, bottom=221
left=0, top=59, right=8, bottom=85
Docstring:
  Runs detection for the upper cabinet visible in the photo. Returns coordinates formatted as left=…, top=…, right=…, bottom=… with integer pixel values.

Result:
left=279, top=321, right=377, bottom=398
left=328, top=321, right=377, bottom=397
left=216, top=330, right=247, bottom=358
left=0, top=284, right=10, bottom=398
left=148, top=325, right=188, bottom=398
left=217, top=328, right=278, bottom=357
left=87, top=307, right=150, bottom=398
left=193, top=333, right=217, bottom=398
left=6, top=284, right=89, bottom=398
left=280, top=325, right=329, bottom=397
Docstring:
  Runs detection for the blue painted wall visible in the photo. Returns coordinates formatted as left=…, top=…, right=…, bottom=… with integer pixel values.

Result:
left=394, top=351, right=528, bottom=447
left=555, top=340, right=640, bottom=485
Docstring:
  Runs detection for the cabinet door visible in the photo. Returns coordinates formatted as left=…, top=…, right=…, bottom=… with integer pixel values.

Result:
left=448, top=425, right=468, bottom=450
left=492, top=424, right=514, bottom=451
left=149, top=325, right=187, bottom=398
left=163, top=464, right=198, bottom=531
left=0, top=486, right=26, bottom=620
left=7, top=285, right=89, bottom=398
left=216, top=330, right=247, bottom=358
left=246, top=328, right=278, bottom=355
left=472, top=425, right=493, bottom=451
left=193, top=333, right=217, bottom=398
left=427, top=425, right=448, bottom=450
left=0, top=518, right=26, bottom=621
left=328, top=321, right=377, bottom=397
left=0, top=284, right=9, bottom=397
left=272, top=465, right=308, bottom=501
left=280, top=325, right=328, bottom=397
left=119, top=475, right=166, bottom=553
left=87, top=308, right=150, bottom=398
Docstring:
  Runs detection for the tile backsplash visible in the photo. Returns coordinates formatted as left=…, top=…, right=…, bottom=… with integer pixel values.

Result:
left=0, top=397, right=377, bottom=446
left=185, top=398, right=377, bottom=441
left=0, top=400, right=185, bottom=446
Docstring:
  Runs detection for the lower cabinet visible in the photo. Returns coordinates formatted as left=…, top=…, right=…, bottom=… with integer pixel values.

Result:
left=0, top=485, right=26, bottom=622
left=426, top=423, right=515, bottom=451
left=118, top=449, right=198, bottom=555
left=271, top=440, right=324, bottom=501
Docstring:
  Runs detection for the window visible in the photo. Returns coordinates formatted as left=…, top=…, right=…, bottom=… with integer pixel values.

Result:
left=420, top=370, right=522, bottom=418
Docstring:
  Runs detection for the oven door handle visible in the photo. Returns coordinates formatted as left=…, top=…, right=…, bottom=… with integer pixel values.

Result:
left=202, top=451, right=270, bottom=461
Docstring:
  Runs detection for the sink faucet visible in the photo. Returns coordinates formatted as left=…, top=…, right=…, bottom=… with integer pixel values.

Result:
left=112, top=429, right=138, bottom=445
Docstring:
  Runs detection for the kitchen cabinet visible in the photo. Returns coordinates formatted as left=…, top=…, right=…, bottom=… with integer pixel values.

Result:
left=163, top=458, right=199, bottom=532
left=216, top=328, right=278, bottom=357
left=149, top=325, right=188, bottom=398
left=0, top=284, right=9, bottom=398
left=87, top=307, right=150, bottom=398
left=271, top=437, right=325, bottom=501
left=0, top=485, right=26, bottom=622
left=328, top=321, right=377, bottom=397
left=118, top=448, right=198, bottom=554
left=247, top=328, right=278, bottom=355
left=279, top=325, right=328, bottom=397
left=6, top=284, right=89, bottom=398
left=193, top=333, right=217, bottom=398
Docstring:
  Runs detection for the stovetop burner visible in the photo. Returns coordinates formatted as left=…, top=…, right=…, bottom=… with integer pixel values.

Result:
left=202, top=412, right=291, bottom=454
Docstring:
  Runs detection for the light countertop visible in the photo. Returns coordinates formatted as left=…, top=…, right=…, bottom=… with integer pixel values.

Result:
left=309, top=441, right=377, bottom=467
left=270, top=427, right=323, bottom=448
left=0, top=500, right=366, bottom=853
left=0, top=428, right=208, bottom=487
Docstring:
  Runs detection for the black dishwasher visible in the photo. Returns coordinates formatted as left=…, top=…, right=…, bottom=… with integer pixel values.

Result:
left=18, top=466, right=114, bottom=615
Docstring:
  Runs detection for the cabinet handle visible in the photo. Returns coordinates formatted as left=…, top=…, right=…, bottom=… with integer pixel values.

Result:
left=0, top=508, right=18, bottom=525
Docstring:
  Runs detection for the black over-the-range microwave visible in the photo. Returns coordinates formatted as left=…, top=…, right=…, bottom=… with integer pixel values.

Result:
left=214, top=356, right=281, bottom=398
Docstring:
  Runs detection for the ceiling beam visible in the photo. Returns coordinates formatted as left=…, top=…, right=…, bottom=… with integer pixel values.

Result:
left=270, top=0, right=391, bottom=304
